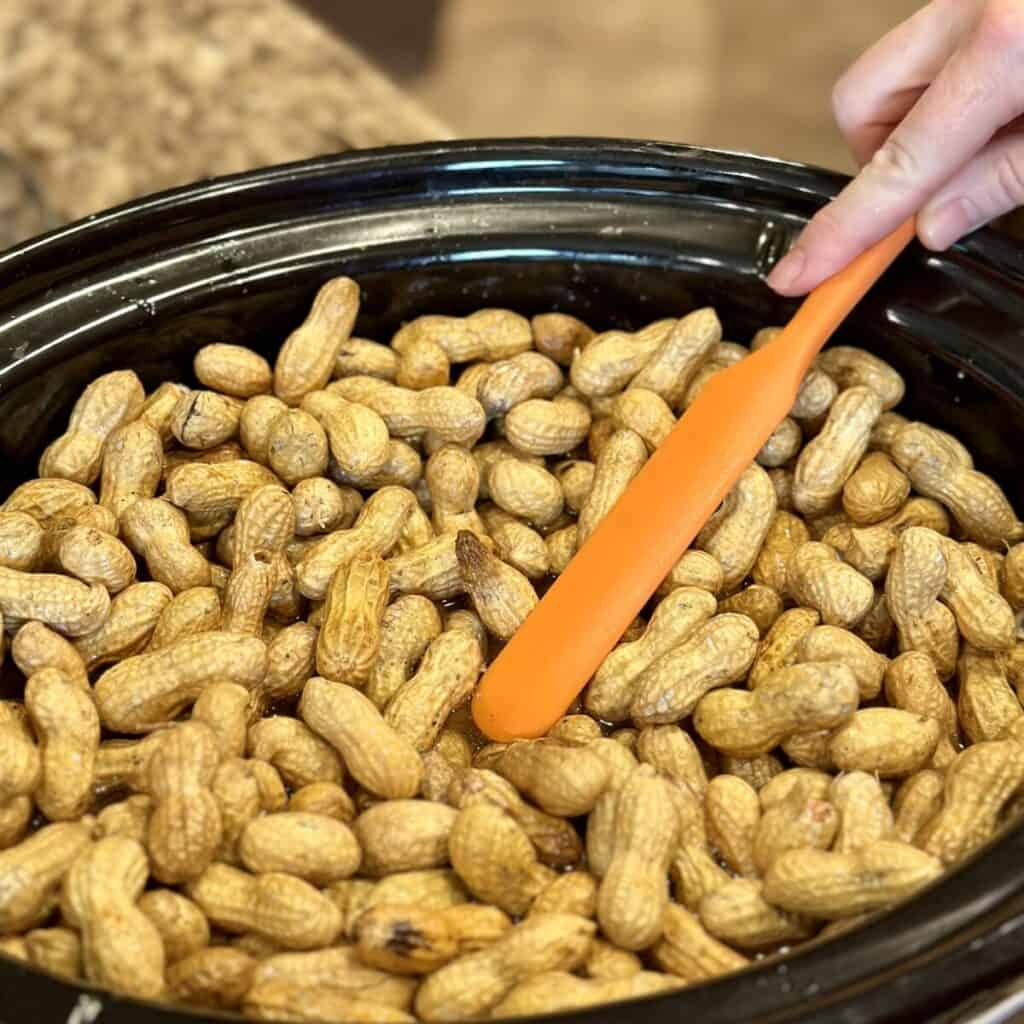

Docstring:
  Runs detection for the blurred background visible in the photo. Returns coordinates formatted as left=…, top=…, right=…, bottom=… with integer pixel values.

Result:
left=0, top=0, right=924, bottom=247
left=319, top=0, right=923, bottom=169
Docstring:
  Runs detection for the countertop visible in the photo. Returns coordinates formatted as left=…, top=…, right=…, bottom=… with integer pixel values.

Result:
left=0, top=0, right=451, bottom=244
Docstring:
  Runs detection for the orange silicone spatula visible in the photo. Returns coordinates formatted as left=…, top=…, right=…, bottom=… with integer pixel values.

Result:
left=472, top=217, right=916, bottom=742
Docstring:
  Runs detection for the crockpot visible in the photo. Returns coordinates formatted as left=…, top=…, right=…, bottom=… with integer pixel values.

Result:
left=1, top=139, right=1024, bottom=1024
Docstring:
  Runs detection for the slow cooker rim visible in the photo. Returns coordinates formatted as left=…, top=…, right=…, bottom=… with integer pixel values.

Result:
left=1, top=136, right=1021, bottom=274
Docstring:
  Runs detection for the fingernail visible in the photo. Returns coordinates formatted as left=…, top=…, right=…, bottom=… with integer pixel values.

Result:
left=767, top=246, right=806, bottom=293
left=919, top=197, right=980, bottom=251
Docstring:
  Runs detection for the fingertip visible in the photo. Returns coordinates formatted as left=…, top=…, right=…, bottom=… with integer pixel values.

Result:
left=918, top=196, right=978, bottom=251
left=766, top=246, right=808, bottom=296
left=767, top=246, right=836, bottom=297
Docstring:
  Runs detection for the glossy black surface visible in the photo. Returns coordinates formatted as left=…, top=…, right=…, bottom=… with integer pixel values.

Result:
left=1, top=139, right=1024, bottom=1023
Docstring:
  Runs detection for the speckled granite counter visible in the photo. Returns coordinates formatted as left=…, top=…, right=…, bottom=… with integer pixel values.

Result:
left=0, top=0, right=451, bottom=244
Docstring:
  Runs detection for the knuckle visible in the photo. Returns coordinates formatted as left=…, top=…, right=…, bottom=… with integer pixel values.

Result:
left=866, top=134, right=920, bottom=185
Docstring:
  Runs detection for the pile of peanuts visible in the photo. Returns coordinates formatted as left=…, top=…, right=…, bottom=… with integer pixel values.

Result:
left=0, top=273, right=1022, bottom=1022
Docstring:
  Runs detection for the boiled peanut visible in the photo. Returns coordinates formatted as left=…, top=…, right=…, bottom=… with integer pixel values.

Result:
left=752, top=780, right=838, bottom=874
left=138, top=381, right=190, bottom=445
left=40, top=370, right=144, bottom=484
left=0, top=511, right=44, bottom=571
left=293, top=477, right=362, bottom=535
left=455, top=530, right=537, bottom=640
left=757, top=417, right=802, bottom=468
left=449, top=803, right=553, bottom=915
left=492, top=971, right=680, bottom=1018
left=187, top=861, right=342, bottom=950
left=355, top=800, right=457, bottom=877
left=796, top=625, right=886, bottom=699
left=531, top=312, right=595, bottom=365
left=667, top=780, right=731, bottom=909
left=957, top=647, right=1022, bottom=744
left=146, top=721, right=223, bottom=884
left=450, top=768, right=583, bottom=868
left=940, top=536, right=1016, bottom=652
left=652, top=903, right=749, bottom=983
left=296, top=485, right=414, bottom=600
left=164, top=459, right=277, bottom=518
left=167, top=947, right=257, bottom=1010
left=64, top=836, right=165, bottom=997
left=816, top=346, right=905, bottom=410
left=170, top=390, right=244, bottom=450
left=788, top=541, right=874, bottom=629
left=316, top=553, right=389, bottom=685
left=830, top=708, right=940, bottom=776
left=597, top=767, right=678, bottom=949
left=0, top=702, right=41, bottom=806
left=884, top=652, right=959, bottom=768
left=367, top=595, right=443, bottom=709
left=843, top=451, right=910, bottom=524
left=0, top=566, right=109, bottom=637
left=240, top=812, right=361, bottom=885
left=94, top=631, right=267, bottom=732
left=385, top=621, right=484, bottom=751
left=570, top=319, right=676, bottom=396
left=138, top=889, right=210, bottom=963
left=334, top=337, right=399, bottom=380
left=630, top=613, right=759, bottom=725
left=74, top=580, right=172, bottom=670
left=57, top=525, right=135, bottom=593
left=694, top=661, right=859, bottom=757
left=610, top=388, right=675, bottom=450
left=748, top=607, right=820, bottom=689
left=274, top=277, right=360, bottom=405
left=891, top=421, right=1023, bottom=546
left=630, top=308, right=720, bottom=409
left=121, top=498, right=211, bottom=592
left=25, top=668, right=99, bottom=821
left=148, top=586, right=221, bottom=650
left=489, top=739, right=610, bottom=817
left=762, top=841, right=942, bottom=919
left=478, top=352, right=563, bottom=418
left=477, top=504, right=550, bottom=579
left=831, top=771, right=894, bottom=853
left=301, top=389, right=390, bottom=485
left=503, top=395, right=592, bottom=456
left=194, top=343, right=272, bottom=397
left=300, top=677, right=423, bottom=799
left=414, top=912, right=595, bottom=1021
left=635, top=724, right=707, bottom=794
left=248, top=716, right=344, bottom=790
left=919, top=740, right=1024, bottom=863
left=705, top=774, right=760, bottom=878
left=696, top=464, right=777, bottom=592
left=699, top=878, right=813, bottom=950
left=587, top=586, right=718, bottom=722
left=893, top=770, right=945, bottom=845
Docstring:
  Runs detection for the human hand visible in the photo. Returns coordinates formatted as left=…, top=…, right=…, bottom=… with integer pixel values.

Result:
left=768, top=0, right=1024, bottom=296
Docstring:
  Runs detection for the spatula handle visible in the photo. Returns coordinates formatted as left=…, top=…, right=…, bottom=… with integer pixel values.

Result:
left=471, top=217, right=917, bottom=741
